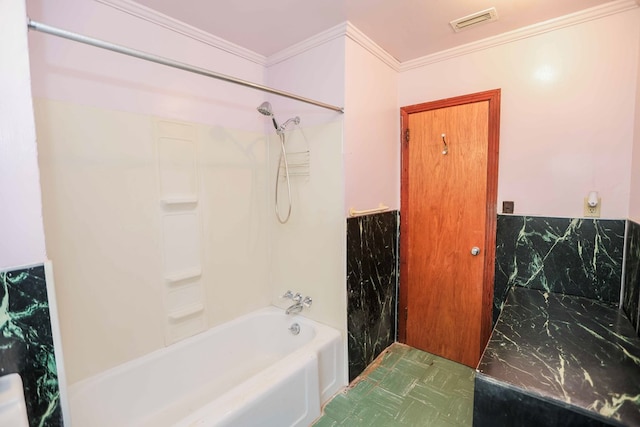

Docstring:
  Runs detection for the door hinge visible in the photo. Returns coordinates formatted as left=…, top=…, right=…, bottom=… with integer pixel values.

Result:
left=405, top=128, right=410, bottom=143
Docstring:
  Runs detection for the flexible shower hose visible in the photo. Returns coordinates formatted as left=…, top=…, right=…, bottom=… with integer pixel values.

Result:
left=275, top=131, right=292, bottom=224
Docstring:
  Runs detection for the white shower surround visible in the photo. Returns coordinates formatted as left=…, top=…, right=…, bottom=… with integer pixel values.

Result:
left=30, top=0, right=348, bottom=387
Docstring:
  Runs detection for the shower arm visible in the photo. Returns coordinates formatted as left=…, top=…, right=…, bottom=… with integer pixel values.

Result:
left=27, top=19, right=344, bottom=114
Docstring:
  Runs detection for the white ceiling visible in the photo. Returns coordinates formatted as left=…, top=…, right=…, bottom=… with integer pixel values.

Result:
left=134, top=0, right=616, bottom=62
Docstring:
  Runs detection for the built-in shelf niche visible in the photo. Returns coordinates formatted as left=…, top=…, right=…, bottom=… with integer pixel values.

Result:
left=155, top=118, right=206, bottom=345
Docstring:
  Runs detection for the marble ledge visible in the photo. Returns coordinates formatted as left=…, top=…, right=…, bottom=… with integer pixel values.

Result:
left=478, top=287, right=640, bottom=426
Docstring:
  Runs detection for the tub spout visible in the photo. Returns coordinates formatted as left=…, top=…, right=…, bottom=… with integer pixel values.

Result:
left=285, top=296, right=312, bottom=315
left=285, top=302, right=304, bottom=315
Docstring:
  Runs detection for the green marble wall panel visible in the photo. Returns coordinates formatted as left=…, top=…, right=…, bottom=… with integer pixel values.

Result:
left=623, top=220, right=640, bottom=333
left=346, top=210, right=399, bottom=382
left=494, top=215, right=625, bottom=325
left=0, top=265, right=63, bottom=426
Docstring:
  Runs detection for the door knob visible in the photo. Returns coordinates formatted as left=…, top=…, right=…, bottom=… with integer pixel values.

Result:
left=471, top=247, right=481, bottom=256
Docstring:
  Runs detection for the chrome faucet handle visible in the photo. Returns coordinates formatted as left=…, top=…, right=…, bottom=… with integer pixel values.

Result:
left=293, top=293, right=303, bottom=302
left=302, top=296, right=312, bottom=307
left=282, top=290, right=294, bottom=299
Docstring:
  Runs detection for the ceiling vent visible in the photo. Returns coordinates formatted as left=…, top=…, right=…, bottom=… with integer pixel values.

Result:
left=450, top=7, right=498, bottom=33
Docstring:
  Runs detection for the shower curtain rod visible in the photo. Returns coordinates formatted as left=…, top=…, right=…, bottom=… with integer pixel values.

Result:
left=27, top=19, right=345, bottom=113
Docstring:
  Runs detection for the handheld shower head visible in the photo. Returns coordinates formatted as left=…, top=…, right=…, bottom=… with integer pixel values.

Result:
left=257, top=101, right=273, bottom=117
left=257, top=103, right=302, bottom=225
left=257, top=101, right=279, bottom=131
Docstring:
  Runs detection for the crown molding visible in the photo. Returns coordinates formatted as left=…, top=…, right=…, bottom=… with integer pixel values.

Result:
left=95, top=0, right=267, bottom=65
left=344, top=22, right=400, bottom=72
left=265, top=21, right=400, bottom=71
left=265, top=22, right=348, bottom=67
left=401, top=0, right=639, bottom=71
left=94, top=0, right=638, bottom=74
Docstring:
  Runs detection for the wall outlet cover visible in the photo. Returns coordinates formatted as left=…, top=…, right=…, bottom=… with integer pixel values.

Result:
left=502, top=201, right=514, bottom=214
left=583, top=197, right=601, bottom=218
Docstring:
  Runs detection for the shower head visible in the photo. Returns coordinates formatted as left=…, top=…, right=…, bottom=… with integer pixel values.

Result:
left=257, top=101, right=273, bottom=117
left=257, top=101, right=279, bottom=131
left=257, top=102, right=301, bottom=134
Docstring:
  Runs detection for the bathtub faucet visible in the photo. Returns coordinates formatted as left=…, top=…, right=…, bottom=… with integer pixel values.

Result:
left=285, top=297, right=312, bottom=315
left=282, top=291, right=312, bottom=315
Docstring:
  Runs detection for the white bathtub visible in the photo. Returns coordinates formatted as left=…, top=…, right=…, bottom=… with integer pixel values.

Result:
left=68, top=307, right=345, bottom=426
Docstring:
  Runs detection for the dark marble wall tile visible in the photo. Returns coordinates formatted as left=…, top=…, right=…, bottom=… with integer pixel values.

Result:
left=0, top=265, right=63, bottom=426
left=623, top=220, right=640, bottom=333
left=494, top=215, right=625, bottom=325
left=347, top=210, right=399, bottom=382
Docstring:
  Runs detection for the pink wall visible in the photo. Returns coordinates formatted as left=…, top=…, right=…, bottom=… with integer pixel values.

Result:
left=27, top=0, right=266, bottom=130
left=344, top=38, right=399, bottom=215
left=0, top=0, right=46, bottom=270
left=399, top=9, right=640, bottom=219
left=265, top=37, right=345, bottom=125
left=266, top=29, right=402, bottom=218
left=631, top=22, right=640, bottom=224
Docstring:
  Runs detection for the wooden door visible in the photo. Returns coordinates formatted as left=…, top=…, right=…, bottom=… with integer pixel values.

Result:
left=399, top=90, right=500, bottom=368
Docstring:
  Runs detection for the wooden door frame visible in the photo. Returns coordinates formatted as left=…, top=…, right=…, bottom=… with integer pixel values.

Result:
left=399, top=89, right=501, bottom=357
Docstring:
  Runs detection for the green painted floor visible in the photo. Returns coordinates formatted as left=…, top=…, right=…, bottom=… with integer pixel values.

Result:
left=312, top=343, right=475, bottom=427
